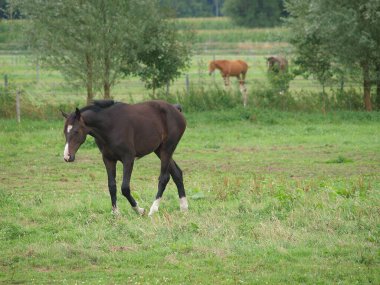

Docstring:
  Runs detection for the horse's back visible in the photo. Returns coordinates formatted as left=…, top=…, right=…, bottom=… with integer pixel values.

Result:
left=103, top=101, right=186, bottom=157
left=126, top=100, right=186, bottom=136
left=235, top=60, right=248, bottom=71
left=228, top=60, right=248, bottom=75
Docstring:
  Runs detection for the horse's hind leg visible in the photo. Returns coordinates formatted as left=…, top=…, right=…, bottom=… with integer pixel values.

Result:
left=169, top=159, right=188, bottom=212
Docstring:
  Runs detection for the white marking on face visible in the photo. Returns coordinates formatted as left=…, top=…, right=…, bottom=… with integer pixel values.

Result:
left=148, top=198, right=161, bottom=216
left=179, top=197, right=188, bottom=212
left=67, top=125, right=73, bottom=133
left=63, top=143, right=70, bottom=161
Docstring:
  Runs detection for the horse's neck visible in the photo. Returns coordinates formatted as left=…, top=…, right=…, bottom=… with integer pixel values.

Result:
left=215, top=60, right=229, bottom=71
left=82, top=110, right=108, bottom=141
left=214, top=60, right=223, bottom=70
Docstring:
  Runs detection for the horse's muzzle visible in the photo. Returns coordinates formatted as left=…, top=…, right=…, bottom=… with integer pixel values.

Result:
left=64, top=155, right=75, bottom=162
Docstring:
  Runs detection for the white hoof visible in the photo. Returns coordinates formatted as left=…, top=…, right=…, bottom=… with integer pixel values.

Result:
left=180, top=197, right=189, bottom=212
left=112, top=206, right=120, bottom=216
left=148, top=198, right=161, bottom=216
left=133, top=206, right=145, bottom=216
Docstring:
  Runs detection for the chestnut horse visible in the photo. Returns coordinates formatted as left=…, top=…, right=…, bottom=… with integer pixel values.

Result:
left=208, top=60, right=249, bottom=87
left=62, top=100, right=187, bottom=216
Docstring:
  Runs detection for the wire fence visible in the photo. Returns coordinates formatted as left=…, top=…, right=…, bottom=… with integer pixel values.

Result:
left=0, top=51, right=364, bottom=109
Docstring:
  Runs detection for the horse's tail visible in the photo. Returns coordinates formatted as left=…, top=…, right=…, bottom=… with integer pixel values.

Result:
left=172, top=104, right=183, bottom=112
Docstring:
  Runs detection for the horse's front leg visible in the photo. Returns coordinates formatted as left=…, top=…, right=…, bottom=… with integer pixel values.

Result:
left=222, top=75, right=229, bottom=89
left=149, top=152, right=171, bottom=216
left=121, top=158, right=145, bottom=215
left=103, top=156, right=118, bottom=215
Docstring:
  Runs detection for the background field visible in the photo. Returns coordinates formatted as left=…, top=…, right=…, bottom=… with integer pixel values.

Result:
left=1, top=110, right=380, bottom=284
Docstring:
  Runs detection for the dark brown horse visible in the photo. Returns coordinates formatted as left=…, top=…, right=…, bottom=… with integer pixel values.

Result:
left=208, top=60, right=249, bottom=86
left=62, top=100, right=187, bottom=216
left=267, top=56, right=288, bottom=73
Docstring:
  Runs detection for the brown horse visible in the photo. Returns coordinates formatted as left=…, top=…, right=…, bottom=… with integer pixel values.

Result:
left=267, top=56, right=288, bottom=73
left=62, top=100, right=187, bottom=216
left=208, top=60, right=249, bottom=86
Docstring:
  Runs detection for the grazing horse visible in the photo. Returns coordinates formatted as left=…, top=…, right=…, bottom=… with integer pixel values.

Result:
left=62, top=100, right=187, bottom=216
left=267, top=56, right=288, bottom=73
left=208, top=60, right=249, bottom=87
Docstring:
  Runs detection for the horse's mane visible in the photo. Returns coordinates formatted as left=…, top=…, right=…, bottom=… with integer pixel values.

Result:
left=80, top=100, right=117, bottom=113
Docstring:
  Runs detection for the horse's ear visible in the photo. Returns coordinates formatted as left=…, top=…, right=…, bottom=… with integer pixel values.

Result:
left=75, top=108, right=81, bottom=120
left=60, top=109, right=68, bottom=118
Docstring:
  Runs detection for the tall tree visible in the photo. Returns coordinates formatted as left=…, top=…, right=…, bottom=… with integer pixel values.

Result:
left=285, top=0, right=380, bottom=111
left=223, top=0, right=286, bottom=27
left=17, top=0, right=190, bottom=104
left=133, top=18, right=192, bottom=95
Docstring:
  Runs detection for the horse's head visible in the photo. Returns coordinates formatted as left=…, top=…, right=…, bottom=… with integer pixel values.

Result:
left=61, top=108, right=89, bottom=162
left=208, top=61, right=216, bottom=75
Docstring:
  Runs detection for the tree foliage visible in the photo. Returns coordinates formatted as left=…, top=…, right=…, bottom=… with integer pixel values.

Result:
left=223, top=0, right=286, bottom=27
left=17, top=0, right=191, bottom=103
left=285, top=0, right=380, bottom=110
left=133, top=18, right=192, bottom=94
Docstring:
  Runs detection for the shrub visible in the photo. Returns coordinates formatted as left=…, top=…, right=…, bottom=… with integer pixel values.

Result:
left=0, top=86, right=17, bottom=118
left=150, top=84, right=243, bottom=112
left=0, top=86, right=81, bottom=120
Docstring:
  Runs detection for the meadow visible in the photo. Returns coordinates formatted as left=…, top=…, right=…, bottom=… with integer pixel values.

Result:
left=1, top=17, right=379, bottom=284
left=1, top=109, right=379, bottom=284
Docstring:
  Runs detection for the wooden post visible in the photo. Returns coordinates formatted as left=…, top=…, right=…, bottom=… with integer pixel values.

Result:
left=185, top=74, right=190, bottom=95
left=36, top=59, right=40, bottom=84
left=16, top=90, right=21, bottom=123
left=4, top=74, right=8, bottom=89
left=212, top=54, right=216, bottom=82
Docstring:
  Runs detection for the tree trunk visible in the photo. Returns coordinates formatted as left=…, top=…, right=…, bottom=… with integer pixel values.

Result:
left=376, top=64, right=380, bottom=110
left=101, top=2, right=111, bottom=100
left=86, top=54, right=94, bottom=105
left=103, top=54, right=111, bottom=99
left=104, top=81, right=111, bottom=99
left=362, top=62, right=372, bottom=111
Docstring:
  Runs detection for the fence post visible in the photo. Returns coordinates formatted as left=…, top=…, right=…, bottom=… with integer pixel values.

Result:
left=36, top=59, right=40, bottom=84
left=16, top=89, right=21, bottom=123
left=4, top=74, right=8, bottom=89
left=212, top=54, right=216, bottom=82
left=185, top=74, right=190, bottom=95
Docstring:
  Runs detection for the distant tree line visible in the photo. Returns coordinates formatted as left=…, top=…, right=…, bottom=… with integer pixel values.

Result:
left=0, top=0, right=20, bottom=19
left=159, top=0, right=287, bottom=27
left=159, top=0, right=225, bottom=17
left=2, top=0, right=287, bottom=28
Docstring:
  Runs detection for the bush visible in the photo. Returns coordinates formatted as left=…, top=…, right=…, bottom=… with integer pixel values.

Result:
left=267, top=70, right=294, bottom=93
left=150, top=84, right=244, bottom=112
left=0, top=86, right=81, bottom=120
left=333, top=87, right=364, bottom=111
left=0, top=86, right=17, bottom=118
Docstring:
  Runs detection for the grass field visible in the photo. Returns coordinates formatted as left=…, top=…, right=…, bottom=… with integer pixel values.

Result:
left=1, top=109, right=379, bottom=284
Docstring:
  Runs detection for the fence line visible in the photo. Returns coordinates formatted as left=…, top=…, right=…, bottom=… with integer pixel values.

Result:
left=0, top=51, right=365, bottom=110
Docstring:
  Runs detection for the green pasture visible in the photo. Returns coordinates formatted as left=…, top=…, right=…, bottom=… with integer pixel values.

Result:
left=1, top=109, right=379, bottom=284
